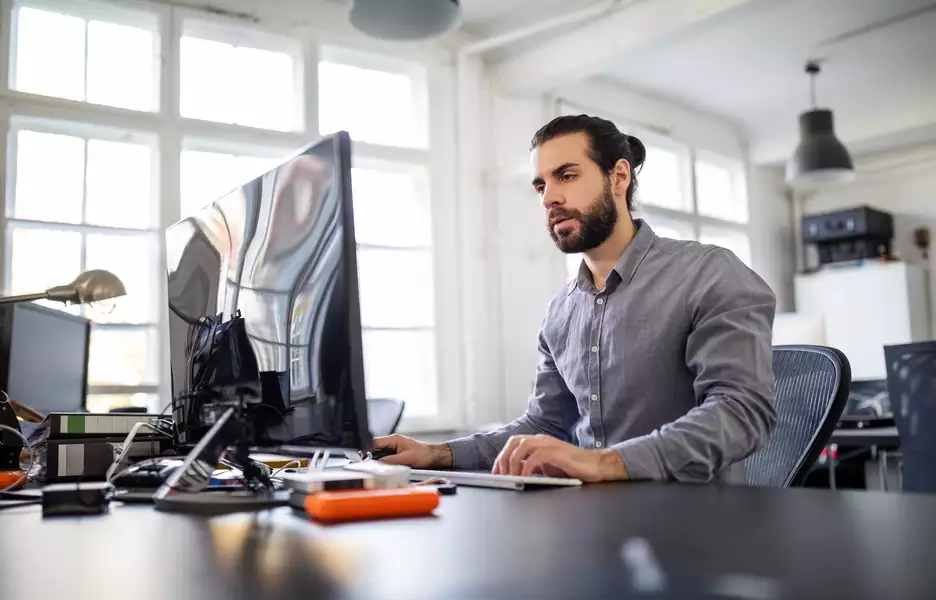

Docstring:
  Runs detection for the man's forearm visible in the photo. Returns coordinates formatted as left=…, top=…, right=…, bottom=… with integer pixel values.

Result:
left=427, top=443, right=454, bottom=469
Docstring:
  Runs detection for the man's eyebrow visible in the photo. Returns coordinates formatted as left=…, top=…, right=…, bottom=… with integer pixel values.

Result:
left=551, top=162, right=579, bottom=177
left=532, top=162, right=580, bottom=187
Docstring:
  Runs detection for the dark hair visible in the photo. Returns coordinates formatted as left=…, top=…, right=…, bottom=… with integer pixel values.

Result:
left=530, top=114, right=646, bottom=212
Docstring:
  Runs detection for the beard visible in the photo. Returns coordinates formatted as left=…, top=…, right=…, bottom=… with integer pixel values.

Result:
left=547, top=178, right=618, bottom=254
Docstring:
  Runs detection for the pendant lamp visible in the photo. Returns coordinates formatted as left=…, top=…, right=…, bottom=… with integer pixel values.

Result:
left=785, top=61, right=855, bottom=189
left=350, top=0, right=462, bottom=41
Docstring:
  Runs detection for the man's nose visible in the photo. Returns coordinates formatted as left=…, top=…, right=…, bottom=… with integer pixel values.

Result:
left=542, top=185, right=564, bottom=209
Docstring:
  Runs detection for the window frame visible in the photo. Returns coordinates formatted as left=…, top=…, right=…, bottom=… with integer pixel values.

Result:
left=0, top=0, right=459, bottom=431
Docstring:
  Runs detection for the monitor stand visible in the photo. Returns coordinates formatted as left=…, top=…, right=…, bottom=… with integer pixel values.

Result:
left=153, top=407, right=286, bottom=515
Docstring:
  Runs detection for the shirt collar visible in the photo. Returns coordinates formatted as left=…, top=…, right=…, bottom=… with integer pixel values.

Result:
left=573, top=219, right=656, bottom=294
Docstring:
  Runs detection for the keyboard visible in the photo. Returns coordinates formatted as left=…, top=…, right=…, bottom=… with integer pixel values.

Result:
left=409, top=469, right=582, bottom=491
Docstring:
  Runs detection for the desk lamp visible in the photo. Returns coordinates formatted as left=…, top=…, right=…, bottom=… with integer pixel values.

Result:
left=0, top=269, right=126, bottom=490
left=0, top=269, right=126, bottom=307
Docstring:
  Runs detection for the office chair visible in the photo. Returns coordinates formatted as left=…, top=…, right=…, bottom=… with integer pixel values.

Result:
left=743, top=345, right=851, bottom=487
left=884, top=341, right=936, bottom=493
left=367, top=398, right=405, bottom=437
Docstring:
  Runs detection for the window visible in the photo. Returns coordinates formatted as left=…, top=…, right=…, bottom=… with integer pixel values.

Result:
left=179, top=20, right=302, bottom=131
left=11, top=3, right=158, bottom=111
left=319, top=46, right=428, bottom=148
left=351, top=164, right=437, bottom=417
left=5, top=120, right=161, bottom=411
left=557, top=102, right=752, bottom=271
left=180, top=149, right=283, bottom=217
left=2, top=4, right=444, bottom=426
left=695, top=151, right=748, bottom=224
left=637, top=143, right=692, bottom=212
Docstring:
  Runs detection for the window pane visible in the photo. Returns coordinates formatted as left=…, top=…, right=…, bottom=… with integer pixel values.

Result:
left=699, top=227, right=752, bottom=267
left=637, top=145, right=691, bottom=212
left=8, top=227, right=82, bottom=313
left=88, top=327, right=159, bottom=386
left=87, top=20, right=156, bottom=111
left=351, top=168, right=431, bottom=247
left=14, top=130, right=85, bottom=224
left=14, top=7, right=85, bottom=101
left=85, top=233, right=158, bottom=324
left=696, top=157, right=748, bottom=223
left=86, top=139, right=153, bottom=229
left=362, top=330, right=437, bottom=416
left=180, top=150, right=279, bottom=217
left=641, top=215, right=695, bottom=241
left=319, top=61, right=425, bottom=148
left=180, top=36, right=296, bottom=131
left=86, top=393, right=158, bottom=413
left=356, top=248, right=434, bottom=328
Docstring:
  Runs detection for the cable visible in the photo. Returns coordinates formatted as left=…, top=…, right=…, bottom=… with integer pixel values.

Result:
left=0, top=500, right=40, bottom=511
left=271, top=460, right=301, bottom=479
left=0, top=423, right=32, bottom=492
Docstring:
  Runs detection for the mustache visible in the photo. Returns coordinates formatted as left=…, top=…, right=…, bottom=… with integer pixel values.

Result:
left=547, top=208, right=581, bottom=228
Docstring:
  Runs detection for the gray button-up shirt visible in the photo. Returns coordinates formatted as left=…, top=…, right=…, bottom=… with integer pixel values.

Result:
left=448, top=220, right=777, bottom=483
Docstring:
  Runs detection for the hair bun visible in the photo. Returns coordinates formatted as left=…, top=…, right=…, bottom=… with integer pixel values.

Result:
left=626, top=135, right=646, bottom=169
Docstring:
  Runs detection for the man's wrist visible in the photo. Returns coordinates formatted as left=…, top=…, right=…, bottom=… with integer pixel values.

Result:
left=598, top=448, right=629, bottom=482
left=428, top=443, right=454, bottom=469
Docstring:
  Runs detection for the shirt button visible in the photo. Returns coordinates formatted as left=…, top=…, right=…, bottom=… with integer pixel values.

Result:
left=595, top=441, right=603, bottom=448
left=591, top=394, right=599, bottom=401
left=596, top=298, right=604, bottom=305
left=591, top=346, right=598, bottom=353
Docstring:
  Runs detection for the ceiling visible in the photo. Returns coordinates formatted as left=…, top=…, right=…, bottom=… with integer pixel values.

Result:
left=595, top=0, right=936, bottom=161
left=458, top=0, right=604, bottom=37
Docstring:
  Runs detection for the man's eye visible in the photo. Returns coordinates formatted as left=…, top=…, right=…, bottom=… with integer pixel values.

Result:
left=534, top=185, right=544, bottom=194
left=560, top=172, right=575, bottom=181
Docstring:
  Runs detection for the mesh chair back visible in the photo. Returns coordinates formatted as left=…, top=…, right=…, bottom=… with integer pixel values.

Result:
left=884, top=341, right=936, bottom=493
left=367, top=397, right=405, bottom=437
left=744, top=345, right=851, bottom=487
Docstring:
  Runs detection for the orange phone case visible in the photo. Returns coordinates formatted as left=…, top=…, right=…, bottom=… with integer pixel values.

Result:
left=304, top=487, right=439, bottom=523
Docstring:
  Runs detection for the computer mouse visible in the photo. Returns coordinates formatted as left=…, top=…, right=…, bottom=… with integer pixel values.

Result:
left=111, top=457, right=185, bottom=489
left=369, top=447, right=397, bottom=461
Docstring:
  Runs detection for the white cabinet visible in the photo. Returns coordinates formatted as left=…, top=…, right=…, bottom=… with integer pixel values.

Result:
left=794, top=262, right=930, bottom=381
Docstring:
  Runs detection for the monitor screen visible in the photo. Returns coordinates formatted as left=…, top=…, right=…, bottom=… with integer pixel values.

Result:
left=165, top=132, right=371, bottom=452
left=3, top=303, right=89, bottom=414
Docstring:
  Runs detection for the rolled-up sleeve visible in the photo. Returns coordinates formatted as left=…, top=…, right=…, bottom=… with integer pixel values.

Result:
left=448, top=328, right=579, bottom=470
left=613, top=248, right=777, bottom=482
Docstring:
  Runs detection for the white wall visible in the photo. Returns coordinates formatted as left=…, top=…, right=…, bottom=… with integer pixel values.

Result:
left=800, top=143, right=936, bottom=335
left=748, top=165, right=794, bottom=311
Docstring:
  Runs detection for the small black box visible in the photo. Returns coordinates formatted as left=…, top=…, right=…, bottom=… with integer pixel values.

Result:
left=802, top=206, right=893, bottom=243
left=42, top=482, right=113, bottom=517
left=802, top=206, right=894, bottom=265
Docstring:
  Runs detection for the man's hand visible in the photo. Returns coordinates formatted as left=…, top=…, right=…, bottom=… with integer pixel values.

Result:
left=372, top=434, right=453, bottom=469
left=492, top=434, right=629, bottom=483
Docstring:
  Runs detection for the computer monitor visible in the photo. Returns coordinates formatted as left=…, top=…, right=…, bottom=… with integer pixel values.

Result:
left=0, top=302, right=90, bottom=414
left=165, top=131, right=371, bottom=454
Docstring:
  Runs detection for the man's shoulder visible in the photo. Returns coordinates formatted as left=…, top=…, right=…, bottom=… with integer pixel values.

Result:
left=647, top=235, right=747, bottom=274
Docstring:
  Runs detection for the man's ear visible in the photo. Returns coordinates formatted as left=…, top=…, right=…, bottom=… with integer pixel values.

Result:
left=612, top=158, right=632, bottom=197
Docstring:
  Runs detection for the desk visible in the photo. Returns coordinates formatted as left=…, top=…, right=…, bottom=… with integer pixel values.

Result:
left=830, top=426, right=900, bottom=449
left=2, top=484, right=936, bottom=599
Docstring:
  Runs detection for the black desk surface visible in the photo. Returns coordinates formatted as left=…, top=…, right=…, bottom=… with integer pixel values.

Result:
left=3, top=483, right=936, bottom=599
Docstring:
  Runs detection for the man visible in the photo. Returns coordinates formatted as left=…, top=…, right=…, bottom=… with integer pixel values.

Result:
left=374, top=114, right=777, bottom=484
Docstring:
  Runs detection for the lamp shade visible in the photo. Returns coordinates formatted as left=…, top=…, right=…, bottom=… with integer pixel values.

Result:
left=786, top=109, right=855, bottom=189
left=350, top=0, right=461, bottom=41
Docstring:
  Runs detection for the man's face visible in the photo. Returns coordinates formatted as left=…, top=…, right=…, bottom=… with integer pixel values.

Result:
left=530, top=132, right=618, bottom=254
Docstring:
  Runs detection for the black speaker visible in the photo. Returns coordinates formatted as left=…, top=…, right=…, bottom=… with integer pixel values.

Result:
left=802, top=206, right=893, bottom=265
